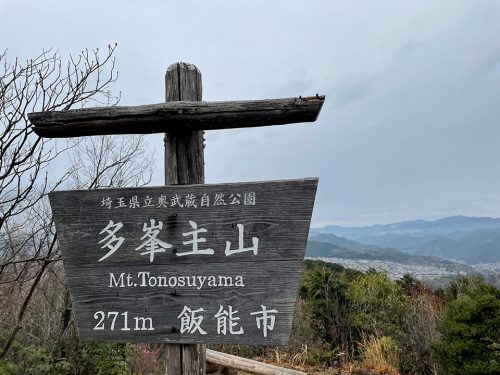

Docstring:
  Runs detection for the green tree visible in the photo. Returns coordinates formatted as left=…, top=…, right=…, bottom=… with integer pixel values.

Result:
left=433, top=276, right=500, bottom=375
left=347, top=271, right=407, bottom=336
left=0, top=335, right=70, bottom=375
left=66, top=340, right=127, bottom=375
left=299, top=261, right=361, bottom=363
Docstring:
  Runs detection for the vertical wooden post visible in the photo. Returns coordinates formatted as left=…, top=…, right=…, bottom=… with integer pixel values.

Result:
left=162, top=62, right=206, bottom=374
left=164, top=62, right=205, bottom=185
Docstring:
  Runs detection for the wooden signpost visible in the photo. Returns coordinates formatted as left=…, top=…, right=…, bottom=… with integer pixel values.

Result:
left=29, top=62, right=324, bottom=374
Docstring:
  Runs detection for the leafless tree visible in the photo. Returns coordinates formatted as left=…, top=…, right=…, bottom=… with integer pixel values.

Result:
left=0, top=45, right=119, bottom=232
left=68, top=134, right=154, bottom=189
left=0, top=45, right=156, bottom=359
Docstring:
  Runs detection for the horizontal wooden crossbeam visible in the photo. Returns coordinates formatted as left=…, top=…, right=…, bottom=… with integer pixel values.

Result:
left=28, top=96, right=325, bottom=138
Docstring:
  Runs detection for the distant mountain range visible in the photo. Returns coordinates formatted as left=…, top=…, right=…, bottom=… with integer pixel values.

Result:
left=310, top=216, right=500, bottom=264
left=306, top=234, right=472, bottom=273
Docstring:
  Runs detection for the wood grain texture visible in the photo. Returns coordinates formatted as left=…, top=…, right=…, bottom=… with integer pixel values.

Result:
left=165, top=62, right=204, bottom=185
left=162, top=345, right=181, bottom=375
left=183, top=344, right=205, bottom=374
left=50, top=179, right=318, bottom=265
left=161, top=344, right=204, bottom=375
left=206, top=349, right=306, bottom=375
left=164, top=62, right=204, bottom=374
left=64, top=260, right=302, bottom=344
left=28, top=96, right=325, bottom=138
left=49, top=179, right=318, bottom=344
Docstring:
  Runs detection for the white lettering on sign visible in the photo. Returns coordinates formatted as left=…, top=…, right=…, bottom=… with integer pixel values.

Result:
left=185, top=194, right=197, bottom=208
left=157, top=194, right=168, bottom=208
left=214, top=305, right=244, bottom=335
left=201, top=193, right=209, bottom=207
left=93, top=311, right=154, bottom=331
left=244, top=192, right=256, bottom=206
left=98, top=220, right=125, bottom=261
left=178, top=306, right=207, bottom=335
left=129, top=195, right=140, bottom=208
left=101, top=197, right=112, bottom=209
left=115, top=197, right=126, bottom=208
left=178, top=220, right=214, bottom=257
left=250, top=305, right=278, bottom=338
left=143, top=196, right=154, bottom=207
left=108, top=272, right=246, bottom=289
left=225, top=223, right=259, bottom=256
left=135, top=219, right=173, bottom=262
left=170, top=194, right=184, bottom=208
left=99, top=192, right=256, bottom=209
left=97, top=220, right=259, bottom=262
left=214, top=193, right=226, bottom=206
left=171, top=304, right=278, bottom=336
left=229, top=193, right=241, bottom=205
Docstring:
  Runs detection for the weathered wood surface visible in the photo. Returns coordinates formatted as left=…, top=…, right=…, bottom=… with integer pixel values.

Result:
left=49, top=179, right=317, bottom=344
left=163, top=61, right=204, bottom=374
left=28, top=96, right=325, bottom=138
left=64, top=260, right=301, bottom=343
left=182, top=344, right=205, bottom=374
left=50, top=179, right=317, bottom=264
left=164, top=62, right=205, bottom=185
left=162, top=345, right=181, bottom=374
left=206, top=349, right=306, bottom=375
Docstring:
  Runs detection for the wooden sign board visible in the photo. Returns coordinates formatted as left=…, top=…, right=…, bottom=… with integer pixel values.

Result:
left=50, top=178, right=318, bottom=345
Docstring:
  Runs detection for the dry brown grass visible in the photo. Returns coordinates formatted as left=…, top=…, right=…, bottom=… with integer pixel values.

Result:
left=358, top=335, right=399, bottom=375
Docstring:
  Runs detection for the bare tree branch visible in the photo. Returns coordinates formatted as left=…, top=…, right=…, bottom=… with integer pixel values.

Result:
left=0, top=45, right=119, bottom=231
left=0, top=45, right=141, bottom=359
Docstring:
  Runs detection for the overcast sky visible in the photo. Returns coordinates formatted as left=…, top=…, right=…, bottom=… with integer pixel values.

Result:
left=2, top=0, right=500, bottom=226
